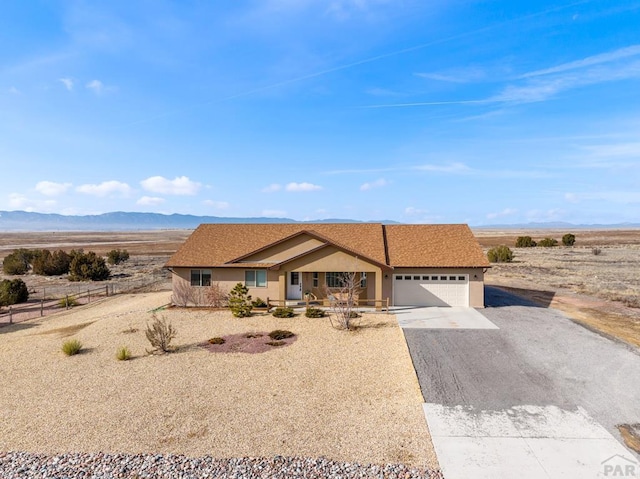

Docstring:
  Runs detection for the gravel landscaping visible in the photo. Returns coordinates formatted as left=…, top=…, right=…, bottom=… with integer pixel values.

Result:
left=0, top=292, right=438, bottom=475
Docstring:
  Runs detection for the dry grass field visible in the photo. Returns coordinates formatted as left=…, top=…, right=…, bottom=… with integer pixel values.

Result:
left=475, top=229, right=640, bottom=348
left=0, top=292, right=437, bottom=468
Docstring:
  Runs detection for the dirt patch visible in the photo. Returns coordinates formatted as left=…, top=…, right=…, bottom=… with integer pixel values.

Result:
left=36, top=321, right=96, bottom=337
left=201, top=331, right=297, bottom=354
left=617, top=424, right=640, bottom=454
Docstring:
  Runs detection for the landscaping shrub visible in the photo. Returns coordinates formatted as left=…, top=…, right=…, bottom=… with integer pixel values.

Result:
left=205, top=282, right=228, bottom=308
left=562, top=233, right=576, bottom=246
left=245, top=333, right=263, bottom=338
left=58, top=295, right=78, bottom=308
left=272, top=307, right=295, bottom=318
left=305, top=307, right=325, bottom=318
left=515, top=236, right=536, bottom=247
left=0, top=279, right=29, bottom=307
left=145, top=313, right=177, bottom=353
left=266, top=340, right=286, bottom=347
left=251, top=297, right=268, bottom=308
left=228, top=282, right=252, bottom=317
left=68, top=251, right=110, bottom=281
left=107, top=249, right=130, bottom=265
left=487, top=245, right=514, bottom=263
left=592, top=247, right=602, bottom=256
left=538, top=238, right=558, bottom=247
left=32, top=249, right=71, bottom=276
left=208, top=337, right=226, bottom=345
left=268, top=329, right=295, bottom=340
left=115, top=346, right=131, bottom=361
left=62, top=339, right=82, bottom=356
left=2, top=249, right=32, bottom=275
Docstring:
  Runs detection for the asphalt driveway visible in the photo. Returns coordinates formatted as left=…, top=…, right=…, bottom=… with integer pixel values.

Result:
left=403, top=286, right=640, bottom=478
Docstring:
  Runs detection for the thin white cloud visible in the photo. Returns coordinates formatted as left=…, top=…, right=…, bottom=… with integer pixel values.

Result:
left=360, top=178, right=388, bottom=191
left=35, top=181, right=72, bottom=196
left=9, top=86, right=20, bottom=95
left=365, top=87, right=400, bottom=96
left=137, top=196, right=165, bottom=206
left=285, top=182, right=323, bottom=192
left=140, top=176, right=201, bottom=195
left=414, top=162, right=472, bottom=174
left=203, top=200, right=230, bottom=209
left=521, top=44, right=640, bottom=79
left=262, top=183, right=282, bottom=193
left=486, top=208, right=517, bottom=220
left=8, top=193, right=56, bottom=212
left=415, top=67, right=485, bottom=84
left=86, top=79, right=104, bottom=94
left=565, top=191, right=640, bottom=204
left=76, top=180, right=132, bottom=197
left=262, top=209, right=287, bottom=217
left=404, top=206, right=428, bottom=216
left=59, top=78, right=74, bottom=91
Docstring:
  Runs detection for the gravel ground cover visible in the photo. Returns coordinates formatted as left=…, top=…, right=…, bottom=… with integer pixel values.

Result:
left=0, top=292, right=438, bottom=473
left=0, top=452, right=442, bottom=478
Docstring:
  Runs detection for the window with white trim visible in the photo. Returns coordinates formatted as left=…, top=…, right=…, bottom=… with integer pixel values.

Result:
left=245, top=270, right=267, bottom=287
left=190, top=269, right=212, bottom=287
left=326, top=272, right=351, bottom=288
left=312, top=272, right=319, bottom=288
left=360, top=272, right=367, bottom=288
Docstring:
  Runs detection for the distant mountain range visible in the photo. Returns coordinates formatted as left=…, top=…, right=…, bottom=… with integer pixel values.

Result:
left=0, top=211, right=637, bottom=231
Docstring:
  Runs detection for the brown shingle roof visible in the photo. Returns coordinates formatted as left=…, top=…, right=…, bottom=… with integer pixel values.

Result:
left=165, top=223, right=489, bottom=269
left=384, top=224, right=489, bottom=267
left=165, top=223, right=387, bottom=267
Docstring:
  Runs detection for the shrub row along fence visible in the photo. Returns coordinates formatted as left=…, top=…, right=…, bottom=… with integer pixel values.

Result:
left=0, top=277, right=171, bottom=327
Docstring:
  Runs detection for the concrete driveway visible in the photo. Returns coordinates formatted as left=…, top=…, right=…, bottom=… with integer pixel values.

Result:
left=401, top=287, right=640, bottom=479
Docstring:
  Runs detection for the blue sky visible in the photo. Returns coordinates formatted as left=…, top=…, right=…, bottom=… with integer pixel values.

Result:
left=1, top=0, right=639, bottom=225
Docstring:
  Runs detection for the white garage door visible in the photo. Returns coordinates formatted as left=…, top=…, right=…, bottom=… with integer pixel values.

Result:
left=394, top=273, right=469, bottom=307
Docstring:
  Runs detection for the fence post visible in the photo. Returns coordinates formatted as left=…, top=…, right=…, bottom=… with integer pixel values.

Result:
left=106, top=285, right=109, bottom=297
left=88, top=289, right=90, bottom=303
left=41, top=299, right=44, bottom=317
left=66, top=295, right=69, bottom=310
left=9, top=307, right=12, bottom=324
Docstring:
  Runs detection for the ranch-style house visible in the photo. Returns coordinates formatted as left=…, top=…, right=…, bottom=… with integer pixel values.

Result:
left=165, top=223, right=489, bottom=308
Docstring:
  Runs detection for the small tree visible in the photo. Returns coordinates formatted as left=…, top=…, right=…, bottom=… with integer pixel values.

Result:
left=2, top=249, right=33, bottom=275
left=0, top=279, right=29, bottom=306
left=487, top=245, right=514, bottom=263
left=145, top=313, right=177, bottom=354
left=205, top=282, right=228, bottom=308
left=107, top=249, right=130, bottom=265
left=324, top=271, right=361, bottom=330
left=68, top=251, right=110, bottom=281
left=538, top=238, right=558, bottom=247
left=562, top=233, right=576, bottom=246
left=515, top=236, right=536, bottom=247
left=32, top=249, right=71, bottom=276
left=228, top=282, right=252, bottom=317
left=171, top=280, right=198, bottom=307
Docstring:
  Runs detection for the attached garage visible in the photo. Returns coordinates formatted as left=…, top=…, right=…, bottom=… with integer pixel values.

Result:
left=393, top=273, right=469, bottom=307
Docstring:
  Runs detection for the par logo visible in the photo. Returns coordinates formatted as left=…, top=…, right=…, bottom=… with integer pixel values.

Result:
left=601, top=454, right=640, bottom=477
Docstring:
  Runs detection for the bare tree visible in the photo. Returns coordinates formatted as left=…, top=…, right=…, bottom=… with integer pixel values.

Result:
left=324, top=270, right=361, bottom=330
left=171, top=280, right=197, bottom=307
left=204, top=282, right=229, bottom=308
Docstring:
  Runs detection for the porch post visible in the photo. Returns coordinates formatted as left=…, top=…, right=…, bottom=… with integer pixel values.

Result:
left=279, top=271, right=286, bottom=305
left=375, top=268, right=383, bottom=311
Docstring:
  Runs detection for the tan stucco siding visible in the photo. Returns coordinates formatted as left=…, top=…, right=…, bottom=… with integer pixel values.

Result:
left=277, top=246, right=381, bottom=272
left=170, top=267, right=279, bottom=305
left=239, top=235, right=324, bottom=263
left=389, top=267, right=485, bottom=307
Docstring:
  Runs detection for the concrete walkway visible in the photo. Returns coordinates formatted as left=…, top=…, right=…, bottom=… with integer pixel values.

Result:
left=423, top=403, right=639, bottom=478
left=394, top=306, right=498, bottom=329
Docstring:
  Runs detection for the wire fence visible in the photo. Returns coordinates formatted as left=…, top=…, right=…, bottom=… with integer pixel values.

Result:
left=0, top=274, right=171, bottom=327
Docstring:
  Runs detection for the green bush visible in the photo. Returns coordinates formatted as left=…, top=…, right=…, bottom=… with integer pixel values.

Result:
left=208, top=337, right=226, bottom=345
left=515, top=236, right=537, bottom=247
left=538, top=238, right=558, bottom=247
left=228, top=283, right=253, bottom=317
left=62, top=339, right=82, bottom=356
left=116, top=346, right=131, bottom=361
left=68, top=251, right=110, bottom=281
left=2, top=249, right=32, bottom=275
left=562, top=233, right=576, bottom=246
left=0, top=279, right=29, bottom=306
left=272, top=307, right=295, bottom=318
left=251, top=297, right=268, bottom=308
left=33, top=250, right=72, bottom=276
left=305, top=307, right=325, bottom=318
left=268, top=329, right=295, bottom=340
left=487, top=245, right=514, bottom=263
left=58, top=295, right=78, bottom=308
left=107, top=249, right=130, bottom=265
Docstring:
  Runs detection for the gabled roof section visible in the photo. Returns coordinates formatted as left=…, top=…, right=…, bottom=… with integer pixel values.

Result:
left=384, top=224, right=489, bottom=268
left=165, top=223, right=387, bottom=268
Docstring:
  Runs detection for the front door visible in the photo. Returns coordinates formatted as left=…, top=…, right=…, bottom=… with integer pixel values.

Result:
left=287, top=272, right=302, bottom=300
